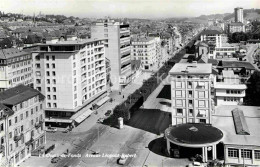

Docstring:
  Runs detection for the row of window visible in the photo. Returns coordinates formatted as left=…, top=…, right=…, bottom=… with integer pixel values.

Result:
left=9, top=105, right=42, bottom=127
left=12, top=96, right=40, bottom=112
left=11, top=60, right=31, bottom=69
left=12, top=67, right=31, bottom=75
left=8, top=55, right=31, bottom=64
left=226, top=90, right=242, bottom=94
left=175, top=81, right=207, bottom=89
left=228, top=148, right=260, bottom=159
left=47, top=103, right=57, bottom=108
left=46, top=55, right=55, bottom=61
left=223, top=97, right=240, bottom=102
left=36, top=79, right=56, bottom=85
left=175, top=100, right=207, bottom=108
left=175, top=90, right=206, bottom=98
left=47, top=87, right=56, bottom=92
left=46, top=71, right=56, bottom=76
left=12, top=73, right=32, bottom=83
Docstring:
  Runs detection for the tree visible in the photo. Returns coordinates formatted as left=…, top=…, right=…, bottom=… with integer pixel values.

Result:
left=245, top=71, right=260, bottom=105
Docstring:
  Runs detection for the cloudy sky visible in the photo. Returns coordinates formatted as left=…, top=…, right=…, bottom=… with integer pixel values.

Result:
left=1, top=0, right=260, bottom=18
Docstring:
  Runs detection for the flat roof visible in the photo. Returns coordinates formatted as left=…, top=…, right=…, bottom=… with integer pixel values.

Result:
left=221, top=61, right=255, bottom=70
left=165, top=123, right=223, bottom=147
left=37, top=38, right=105, bottom=46
left=212, top=105, right=260, bottom=146
left=169, top=63, right=212, bottom=75
left=132, top=37, right=157, bottom=43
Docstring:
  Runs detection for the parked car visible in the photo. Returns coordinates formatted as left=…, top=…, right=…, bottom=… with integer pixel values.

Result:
left=97, top=118, right=104, bottom=123
left=105, top=110, right=112, bottom=116
left=46, top=127, right=57, bottom=133
left=187, top=161, right=204, bottom=167
left=118, top=155, right=127, bottom=165
left=51, top=156, right=60, bottom=163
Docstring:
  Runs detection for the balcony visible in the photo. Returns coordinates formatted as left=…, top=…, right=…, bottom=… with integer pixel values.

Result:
left=81, top=67, right=87, bottom=73
left=94, top=48, right=104, bottom=54
left=35, top=121, right=43, bottom=129
left=121, top=64, right=131, bottom=75
left=121, top=55, right=131, bottom=64
left=120, top=37, right=130, bottom=44
left=14, top=134, right=23, bottom=142
left=120, top=46, right=131, bottom=54
left=95, top=62, right=105, bottom=68
left=96, top=69, right=105, bottom=75
left=25, top=138, right=34, bottom=146
left=96, top=80, right=106, bottom=87
left=120, top=29, right=130, bottom=35
left=95, top=55, right=105, bottom=61
left=96, top=74, right=105, bottom=81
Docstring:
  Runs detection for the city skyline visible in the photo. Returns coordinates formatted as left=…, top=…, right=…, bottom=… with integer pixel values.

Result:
left=1, top=0, right=260, bottom=19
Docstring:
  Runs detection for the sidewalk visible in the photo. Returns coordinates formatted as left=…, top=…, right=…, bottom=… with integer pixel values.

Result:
left=71, top=71, right=152, bottom=133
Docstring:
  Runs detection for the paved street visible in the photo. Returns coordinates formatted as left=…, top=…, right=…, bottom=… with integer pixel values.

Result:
left=19, top=71, right=152, bottom=167
left=19, top=40, right=188, bottom=167
left=245, top=44, right=259, bottom=69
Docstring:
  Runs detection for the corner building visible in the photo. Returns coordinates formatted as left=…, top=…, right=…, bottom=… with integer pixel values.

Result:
left=32, top=39, right=107, bottom=127
left=0, top=85, right=45, bottom=167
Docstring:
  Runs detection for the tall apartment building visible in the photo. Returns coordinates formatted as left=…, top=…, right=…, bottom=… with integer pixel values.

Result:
left=234, top=7, right=243, bottom=23
left=169, top=63, right=213, bottom=125
left=0, top=48, right=33, bottom=92
left=32, top=39, right=108, bottom=127
left=131, top=37, right=160, bottom=70
left=91, top=19, right=131, bottom=91
left=0, top=85, right=45, bottom=167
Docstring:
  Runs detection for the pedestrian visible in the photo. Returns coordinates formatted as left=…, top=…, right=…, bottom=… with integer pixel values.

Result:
left=123, top=95, right=124, bottom=98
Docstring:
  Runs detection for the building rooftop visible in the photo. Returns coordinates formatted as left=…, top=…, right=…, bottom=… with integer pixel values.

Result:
left=229, top=22, right=244, bottom=26
left=201, top=29, right=222, bottom=35
left=0, top=48, right=28, bottom=59
left=165, top=123, right=223, bottom=146
left=169, top=63, right=212, bottom=75
left=221, top=61, right=255, bottom=70
left=132, top=37, right=157, bottom=43
left=212, top=105, right=260, bottom=146
left=0, top=85, right=44, bottom=106
left=37, top=38, right=105, bottom=46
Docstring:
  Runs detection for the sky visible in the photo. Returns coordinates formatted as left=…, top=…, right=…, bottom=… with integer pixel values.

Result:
left=1, top=0, right=260, bottom=19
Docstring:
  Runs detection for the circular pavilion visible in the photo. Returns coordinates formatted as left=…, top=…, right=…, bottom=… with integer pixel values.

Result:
left=165, top=123, right=223, bottom=162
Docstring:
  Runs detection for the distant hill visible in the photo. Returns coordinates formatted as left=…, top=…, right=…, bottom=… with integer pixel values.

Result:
left=187, top=8, right=260, bottom=23
left=223, top=9, right=260, bottom=21
left=196, top=13, right=231, bottom=20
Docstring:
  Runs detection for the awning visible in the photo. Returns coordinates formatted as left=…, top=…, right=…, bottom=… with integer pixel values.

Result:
left=74, top=109, right=93, bottom=124
left=96, top=96, right=110, bottom=107
left=44, top=118, right=73, bottom=123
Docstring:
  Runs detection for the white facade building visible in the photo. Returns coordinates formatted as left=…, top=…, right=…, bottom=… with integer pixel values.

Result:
left=0, top=48, right=33, bottom=92
left=91, top=19, right=131, bottom=91
left=214, top=70, right=246, bottom=106
left=131, top=37, right=160, bottom=70
left=169, top=63, right=214, bottom=125
left=0, top=85, right=45, bottom=167
left=32, top=39, right=108, bottom=127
